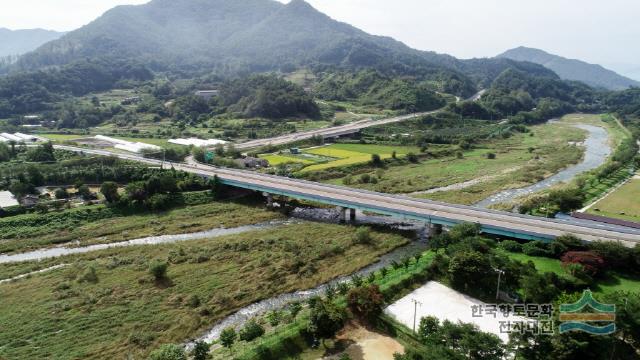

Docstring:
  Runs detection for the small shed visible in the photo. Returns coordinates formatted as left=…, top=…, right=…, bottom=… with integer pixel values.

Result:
left=21, top=195, right=40, bottom=208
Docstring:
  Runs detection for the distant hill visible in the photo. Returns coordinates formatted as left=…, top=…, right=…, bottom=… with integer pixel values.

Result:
left=15, top=0, right=555, bottom=96
left=0, top=28, right=65, bottom=57
left=497, top=46, right=640, bottom=90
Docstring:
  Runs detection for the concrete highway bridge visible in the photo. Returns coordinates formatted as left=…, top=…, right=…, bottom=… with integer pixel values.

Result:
left=56, top=145, right=640, bottom=246
left=234, top=111, right=435, bottom=150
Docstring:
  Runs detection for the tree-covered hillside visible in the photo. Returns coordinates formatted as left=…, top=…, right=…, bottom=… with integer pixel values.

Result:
left=0, top=59, right=153, bottom=117
left=314, top=70, right=446, bottom=113
left=446, top=68, right=602, bottom=125
left=13, top=0, right=555, bottom=98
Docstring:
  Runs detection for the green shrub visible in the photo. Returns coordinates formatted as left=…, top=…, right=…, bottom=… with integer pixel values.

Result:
left=522, top=241, right=554, bottom=257
left=288, top=302, right=302, bottom=318
left=146, top=193, right=172, bottom=211
left=149, top=260, right=168, bottom=280
left=77, top=265, right=99, bottom=284
left=190, top=341, right=210, bottom=360
left=353, top=227, right=372, bottom=245
left=148, top=344, right=186, bottom=360
left=239, top=320, right=265, bottom=342
left=187, top=295, right=201, bottom=308
left=499, top=240, right=522, bottom=253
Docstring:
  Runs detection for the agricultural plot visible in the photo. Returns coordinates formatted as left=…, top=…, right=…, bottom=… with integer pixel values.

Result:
left=259, top=154, right=315, bottom=166
left=324, top=120, right=585, bottom=203
left=587, top=176, right=640, bottom=222
left=300, top=143, right=419, bottom=172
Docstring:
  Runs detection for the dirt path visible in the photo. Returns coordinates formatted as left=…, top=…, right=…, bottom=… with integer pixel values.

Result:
left=324, top=322, right=404, bottom=360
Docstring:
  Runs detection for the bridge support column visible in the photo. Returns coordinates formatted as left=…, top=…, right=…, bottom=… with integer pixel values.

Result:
left=339, top=207, right=347, bottom=223
left=428, top=223, right=443, bottom=236
left=349, top=208, right=356, bottom=222
left=264, top=193, right=274, bottom=208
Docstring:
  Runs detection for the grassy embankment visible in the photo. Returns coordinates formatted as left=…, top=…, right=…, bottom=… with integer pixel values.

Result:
left=587, top=176, right=640, bottom=222
left=0, top=222, right=410, bottom=360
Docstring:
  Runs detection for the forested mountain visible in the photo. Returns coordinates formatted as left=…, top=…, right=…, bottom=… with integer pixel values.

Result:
left=498, top=47, right=640, bottom=91
left=467, top=68, right=601, bottom=125
left=0, top=28, right=65, bottom=57
left=16, top=0, right=552, bottom=96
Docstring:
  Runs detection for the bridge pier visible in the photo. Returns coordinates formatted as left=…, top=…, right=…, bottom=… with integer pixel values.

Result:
left=264, top=192, right=274, bottom=208
left=339, top=207, right=347, bottom=223
left=428, top=223, right=443, bottom=236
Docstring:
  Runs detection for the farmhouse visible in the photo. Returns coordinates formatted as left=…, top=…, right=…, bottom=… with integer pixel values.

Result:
left=194, top=90, right=220, bottom=101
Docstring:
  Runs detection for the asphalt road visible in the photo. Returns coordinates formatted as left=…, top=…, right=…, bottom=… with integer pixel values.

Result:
left=55, top=145, right=640, bottom=247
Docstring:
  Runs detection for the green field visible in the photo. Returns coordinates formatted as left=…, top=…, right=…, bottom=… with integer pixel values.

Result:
left=501, top=250, right=640, bottom=295
left=587, top=177, right=640, bottom=222
left=259, top=154, right=315, bottom=166
left=40, top=133, right=86, bottom=141
left=0, top=223, right=409, bottom=360
left=322, top=120, right=585, bottom=204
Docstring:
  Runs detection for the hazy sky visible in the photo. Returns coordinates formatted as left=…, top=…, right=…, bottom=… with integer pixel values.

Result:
left=1, top=0, right=639, bottom=70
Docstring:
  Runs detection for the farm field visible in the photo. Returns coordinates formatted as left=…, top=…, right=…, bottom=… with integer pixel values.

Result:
left=587, top=176, right=640, bottom=223
left=0, top=199, right=282, bottom=255
left=259, top=153, right=316, bottom=166
left=300, top=143, right=420, bottom=172
left=324, top=119, right=585, bottom=204
left=0, top=222, right=409, bottom=360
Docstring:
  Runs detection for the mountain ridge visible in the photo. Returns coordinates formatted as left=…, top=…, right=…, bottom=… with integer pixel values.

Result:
left=497, top=46, right=639, bottom=90
left=0, top=28, right=65, bottom=57
left=13, top=0, right=558, bottom=98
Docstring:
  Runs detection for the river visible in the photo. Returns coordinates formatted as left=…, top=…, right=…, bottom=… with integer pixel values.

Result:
left=189, top=241, right=428, bottom=345
left=0, top=220, right=293, bottom=264
left=474, top=123, right=612, bottom=208
left=0, top=205, right=429, bottom=346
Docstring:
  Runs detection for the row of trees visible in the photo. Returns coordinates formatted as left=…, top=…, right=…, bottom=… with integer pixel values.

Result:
left=100, top=172, right=218, bottom=211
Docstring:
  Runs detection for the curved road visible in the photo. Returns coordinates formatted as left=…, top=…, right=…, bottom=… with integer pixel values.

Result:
left=55, top=145, right=640, bottom=247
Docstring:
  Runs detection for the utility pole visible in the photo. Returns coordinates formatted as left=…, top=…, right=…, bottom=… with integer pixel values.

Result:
left=411, top=299, right=422, bottom=332
left=495, top=268, right=505, bottom=300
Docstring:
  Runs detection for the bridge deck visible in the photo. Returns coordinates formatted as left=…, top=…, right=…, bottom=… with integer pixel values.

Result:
left=56, top=145, right=640, bottom=246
